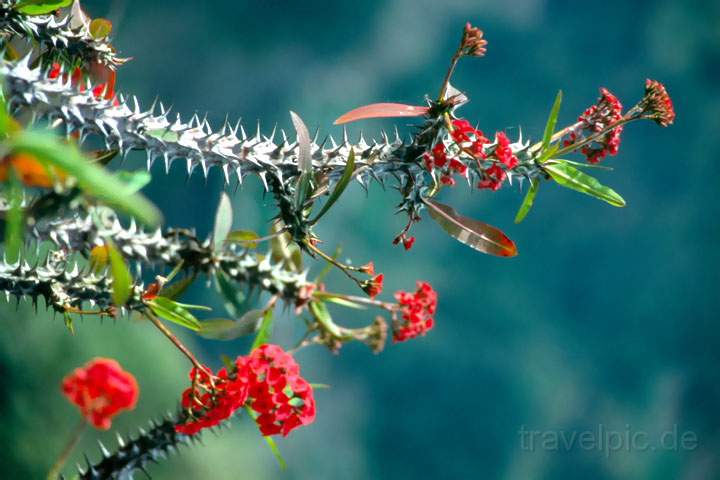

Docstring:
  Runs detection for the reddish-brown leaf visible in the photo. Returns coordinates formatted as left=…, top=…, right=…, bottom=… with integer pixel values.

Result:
left=334, top=103, right=429, bottom=125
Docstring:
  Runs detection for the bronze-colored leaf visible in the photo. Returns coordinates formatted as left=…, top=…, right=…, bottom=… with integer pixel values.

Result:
left=334, top=103, right=429, bottom=125
left=423, top=198, right=517, bottom=257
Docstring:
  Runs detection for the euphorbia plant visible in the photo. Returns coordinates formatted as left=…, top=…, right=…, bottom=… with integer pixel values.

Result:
left=0, top=1, right=674, bottom=478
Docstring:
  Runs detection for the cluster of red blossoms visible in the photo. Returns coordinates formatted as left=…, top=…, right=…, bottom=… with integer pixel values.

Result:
left=423, top=119, right=520, bottom=192
left=176, top=344, right=315, bottom=437
left=48, top=62, right=118, bottom=103
left=565, top=88, right=624, bottom=164
left=62, top=358, right=139, bottom=430
left=393, top=281, right=438, bottom=342
left=640, top=79, right=675, bottom=127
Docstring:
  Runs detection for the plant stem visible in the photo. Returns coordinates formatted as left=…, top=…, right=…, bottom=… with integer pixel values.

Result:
left=145, top=311, right=204, bottom=371
left=47, top=418, right=86, bottom=480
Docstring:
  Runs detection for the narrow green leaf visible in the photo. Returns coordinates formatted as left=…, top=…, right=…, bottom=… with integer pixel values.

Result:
left=547, top=158, right=613, bottom=170
left=264, top=436, right=287, bottom=470
left=310, top=148, right=356, bottom=224
left=294, top=172, right=312, bottom=212
left=116, top=170, right=152, bottom=194
left=199, top=309, right=263, bottom=340
left=107, top=241, right=132, bottom=306
left=313, top=292, right=365, bottom=309
left=159, top=273, right=196, bottom=300
left=514, top=178, right=540, bottom=224
left=10, top=131, right=161, bottom=226
left=541, top=90, right=563, bottom=153
left=289, top=111, right=312, bottom=175
left=4, top=170, right=24, bottom=262
left=225, top=230, right=260, bottom=249
left=423, top=198, right=518, bottom=257
left=544, top=161, right=626, bottom=207
left=213, top=192, right=233, bottom=250
left=170, top=302, right=211, bottom=311
left=146, top=128, right=179, bottom=142
left=251, top=308, right=274, bottom=350
left=215, top=271, right=247, bottom=317
left=147, top=297, right=201, bottom=331
left=309, top=301, right=342, bottom=338
left=63, top=312, right=75, bottom=335
left=16, top=0, right=71, bottom=15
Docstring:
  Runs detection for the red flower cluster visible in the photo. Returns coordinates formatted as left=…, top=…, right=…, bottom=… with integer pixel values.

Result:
left=477, top=132, right=519, bottom=191
left=176, top=363, right=249, bottom=435
left=48, top=62, right=118, bottom=103
left=423, top=119, right=485, bottom=187
left=246, top=344, right=316, bottom=437
left=641, top=79, right=675, bottom=127
left=393, top=281, right=438, bottom=342
left=175, top=345, right=315, bottom=437
left=565, top=88, right=624, bottom=164
left=62, top=358, right=138, bottom=430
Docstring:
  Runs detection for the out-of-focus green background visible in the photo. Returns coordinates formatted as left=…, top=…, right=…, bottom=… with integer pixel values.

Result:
left=2, top=0, right=719, bottom=478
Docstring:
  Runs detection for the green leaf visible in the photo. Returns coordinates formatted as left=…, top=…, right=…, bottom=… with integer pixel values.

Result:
left=15, top=0, right=71, bottom=15
left=213, top=192, right=233, bottom=250
left=63, top=312, right=75, bottom=335
left=310, top=148, right=356, bottom=224
left=269, top=225, right=302, bottom=272
left=106, top=241, right=132, bottom=306
left=547, top=158, right=613, bottom=170
left=199, top=309, right=263, bottom=340
left=147, top=297, right=201, bottom=331
left=146, top=128, right=179, bottom=143
left=10, top=131, right=161, bottom=226
left=4, top=170, right=24, bottom=263
left=159, top=273, right=196, bottom=300
left=290, top=111, right=313, bottom=212
left=89, top=18, right=112, bottom=39
left=215, top=271, right=247, bottom=317
left=225, top=230, right=259, bottom=249
left=541, top=90, right=563, bottom=153
left=116, top=170, right=152, bottom=194
left=514, top=178, right=540, bottom=224
left=170, top=302, right=211, bottom=311
left=544, top=161, right=626, bottom=207
left=309, top=301, right=342, bottom=338
left=250, top=308, right=274, bottom=350
left=264, top=436, right=287, bottom=470
left=313, top=292, right=365, bottom=309
left=423, top=198, right=518, bottom=257
left=289, top=111, right=312, bottom=175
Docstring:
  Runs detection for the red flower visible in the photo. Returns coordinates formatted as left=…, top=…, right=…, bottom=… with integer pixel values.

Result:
left=393, top=282, right=438, bottom=342
left=641, top=79, right=675, bottom=127
left=431, top=143, right=448, bottom=168
left=245, top=344, right=316, bottom=437
left=362, top=274, right=384, bottom=298
left=477, top=163, right=506, bottom=191
left=440, top=174, right=456, bottom=186
left=359, top=261, right=375, bottom=275
left=492, top=132, right=519, bottom=169
left=62, top=358, right=138, bottom=430
left=449, top=158, right=468, bottom=175
left=402, top=236, right=416, bottom=251
left=566, top=88, right=624, bottom=163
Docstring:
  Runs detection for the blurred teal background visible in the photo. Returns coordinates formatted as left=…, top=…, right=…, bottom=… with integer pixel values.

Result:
left=2, top=0, right=719, bottom=478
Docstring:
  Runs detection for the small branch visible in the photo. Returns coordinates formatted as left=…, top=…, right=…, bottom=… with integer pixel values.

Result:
left=47, top=418, right=86, bottom=480
left=145, top=311, right=205, bottom=372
